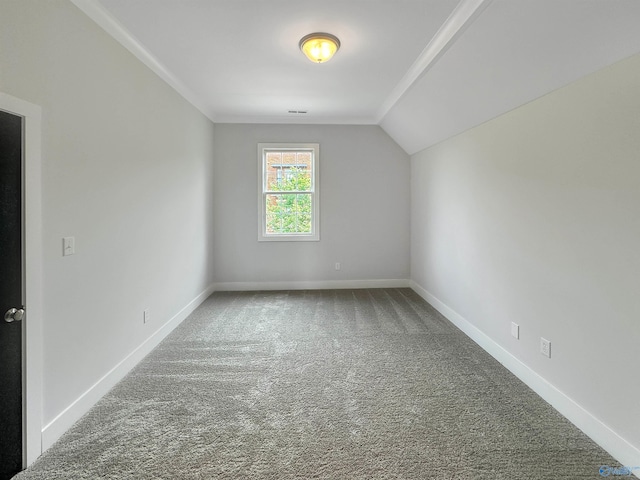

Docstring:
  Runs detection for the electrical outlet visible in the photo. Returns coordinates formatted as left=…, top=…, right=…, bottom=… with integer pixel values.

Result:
left=511, top=322, right=519, bottom=339
left=62, top=236, right=75, bottom=256
left=143, top=309, right=150, bottom=324
left=540, top=337, right=551, bottom=358
left=335, top=262, right=341, bottom=271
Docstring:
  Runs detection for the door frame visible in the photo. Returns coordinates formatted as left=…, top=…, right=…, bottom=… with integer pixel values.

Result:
left=0, top=92, right=43, bottom=467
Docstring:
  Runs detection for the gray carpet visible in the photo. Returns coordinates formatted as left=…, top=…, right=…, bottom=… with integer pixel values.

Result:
left=16, top=289, right=616, bottom=479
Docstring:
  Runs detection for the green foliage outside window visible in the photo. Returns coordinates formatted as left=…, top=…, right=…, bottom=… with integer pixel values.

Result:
left=266, top=167, right=312, bottom=234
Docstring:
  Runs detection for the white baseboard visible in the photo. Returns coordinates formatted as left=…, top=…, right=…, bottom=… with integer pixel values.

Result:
left=213, top=278, right=411, bottom=292
left=410, top=280, right=640, bottom=477
left=41, top=283, right=216, bottom=451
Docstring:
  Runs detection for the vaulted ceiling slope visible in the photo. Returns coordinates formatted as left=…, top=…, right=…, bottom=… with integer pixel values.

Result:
left=75, top=0, right=640, bottom=155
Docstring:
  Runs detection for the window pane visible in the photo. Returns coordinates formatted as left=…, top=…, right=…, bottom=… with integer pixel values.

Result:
left=265, top=152, right=281, bottom=189
left=265, top=150, right=312, bottom=192
left=265, top=193, right=312, bottom=234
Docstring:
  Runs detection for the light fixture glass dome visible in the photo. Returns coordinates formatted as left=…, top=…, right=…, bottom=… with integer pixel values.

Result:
left=299, top=33, right=340, bottom=63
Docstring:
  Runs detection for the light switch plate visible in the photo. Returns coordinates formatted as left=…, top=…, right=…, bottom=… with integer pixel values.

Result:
left=63, top=236, right=75, bottom=256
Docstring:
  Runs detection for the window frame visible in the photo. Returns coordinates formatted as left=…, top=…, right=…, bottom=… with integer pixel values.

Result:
left=258, top=143, right=320, bottom=242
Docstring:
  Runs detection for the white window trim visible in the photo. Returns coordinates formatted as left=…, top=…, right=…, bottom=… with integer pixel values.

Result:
left=258, top=143, right=319, bottom=242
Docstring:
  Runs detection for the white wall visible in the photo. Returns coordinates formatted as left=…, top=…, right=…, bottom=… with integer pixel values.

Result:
left=213, top=124, right=410, bottom=288
left=411, top=52, right=640, bottom=461
left=1, top=0, right=216, bottom=448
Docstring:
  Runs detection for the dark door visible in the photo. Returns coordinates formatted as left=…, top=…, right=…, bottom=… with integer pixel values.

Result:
left=0, top=109, right=24, bottom=479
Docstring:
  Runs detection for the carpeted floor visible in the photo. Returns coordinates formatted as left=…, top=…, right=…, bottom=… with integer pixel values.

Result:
left=15, top=289, right=616, bottom=479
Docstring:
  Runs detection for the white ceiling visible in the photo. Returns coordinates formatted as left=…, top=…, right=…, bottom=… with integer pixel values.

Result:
left=76, top=0, right=640, bottom=154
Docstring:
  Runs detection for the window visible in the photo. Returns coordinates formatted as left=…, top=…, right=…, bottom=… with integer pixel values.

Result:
left=258, top=143, right=319, bottom=241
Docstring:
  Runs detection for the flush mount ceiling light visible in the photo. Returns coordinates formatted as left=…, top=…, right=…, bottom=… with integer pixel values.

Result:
left=299, top=32, right=341, bottom=63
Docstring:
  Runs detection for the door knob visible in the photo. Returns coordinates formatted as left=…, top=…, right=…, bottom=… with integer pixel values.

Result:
left=4, top=308, right=24, bottom=323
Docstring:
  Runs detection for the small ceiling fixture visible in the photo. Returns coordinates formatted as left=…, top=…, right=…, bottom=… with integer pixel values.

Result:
left=299, top=32, right=341, bottom=63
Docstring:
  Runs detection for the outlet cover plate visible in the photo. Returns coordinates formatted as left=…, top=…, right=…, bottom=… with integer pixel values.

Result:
left=511, top=322, right=519, bottom=339
left=540, top=337, right=551, bottom=358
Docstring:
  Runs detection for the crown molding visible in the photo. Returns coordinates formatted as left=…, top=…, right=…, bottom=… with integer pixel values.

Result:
left=212, top=114, right=377, bottom=125
left=375, top=0, right=493, bottom=123
left=70, top=0, right=217, bottom=122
